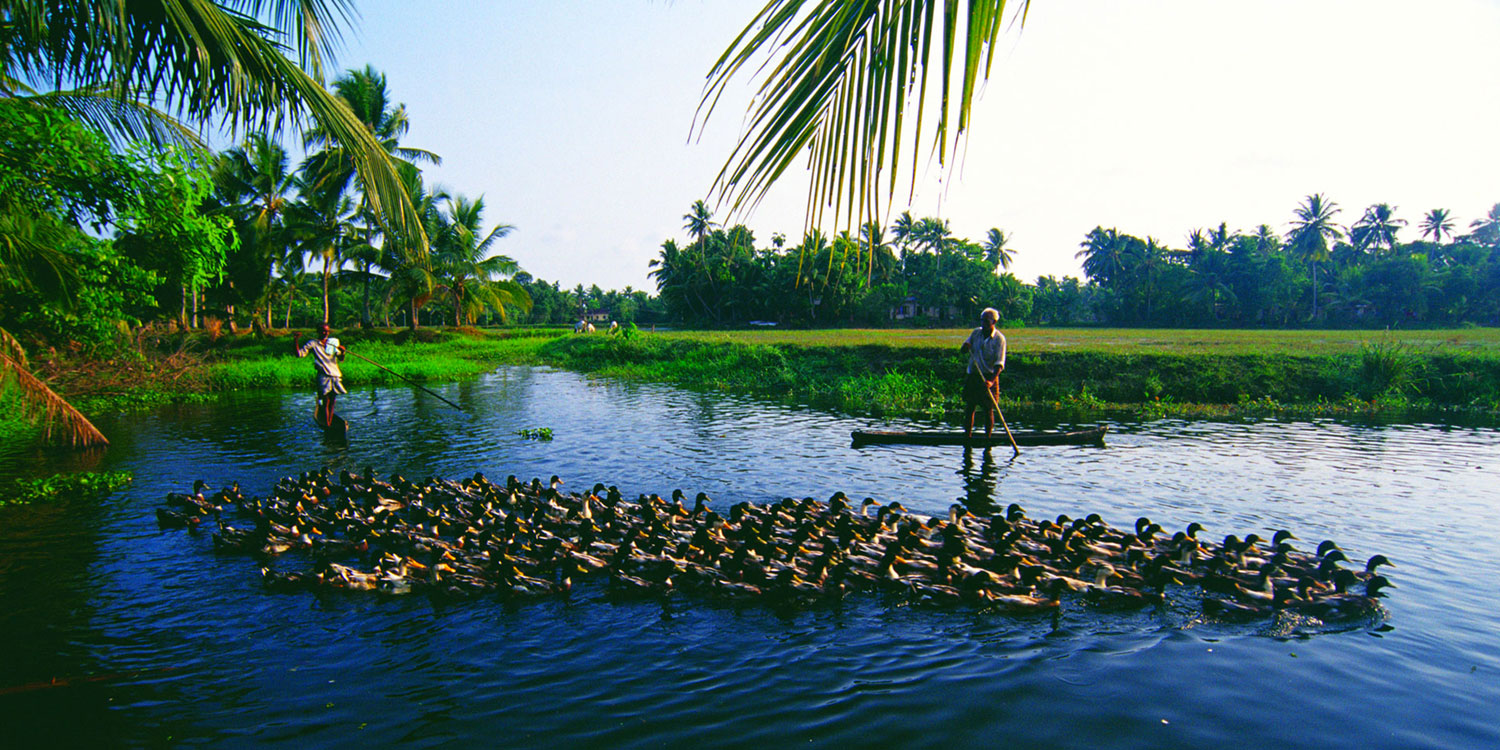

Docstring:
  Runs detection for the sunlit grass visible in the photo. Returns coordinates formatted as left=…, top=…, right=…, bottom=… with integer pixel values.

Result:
left=659, top=327, right=1500, bottom=357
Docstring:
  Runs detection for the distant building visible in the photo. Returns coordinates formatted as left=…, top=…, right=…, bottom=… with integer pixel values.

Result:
left=890, top=295, right=960, bottom=322
left=582, top=309, right=610, bottom=323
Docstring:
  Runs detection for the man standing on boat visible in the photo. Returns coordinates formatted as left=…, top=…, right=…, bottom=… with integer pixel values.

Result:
left=294, top=323, right=347, bottom=428
left=959, top=308, right=1007, bottom=438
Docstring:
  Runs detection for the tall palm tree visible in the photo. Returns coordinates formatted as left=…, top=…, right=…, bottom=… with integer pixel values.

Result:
left=301, top=64, right=440, bottom=210
left=285, top=167, right=359, bottom=324
left=891, top=211, right=918, bottom=256
left=1286, top=193, right=1343, bottom=319
left=982, top=227, right=1015, bottom=270
left=1468, top=203, right=1500, bottom=246
left=1251, top=224, right=1279, bottom=256
left=382, top=171, right=446, bottom=329
left=214, top=133, right=297, bottom=329
left=1420, top=208, right=1455, bottom=243
left=859, top=220, right=899, bottom=282
left=914, top=216, right=953, bottom=254
left=1076, top=226, right=1125, bottom=285
left=1350, top=203, right=1405, bottom=255
left=683, top=200, right=717, bottom=244
left=431, top=195, right=530, bottom=326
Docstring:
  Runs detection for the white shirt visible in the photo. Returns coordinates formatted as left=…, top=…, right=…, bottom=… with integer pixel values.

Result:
left=965, top=327, right=1007, bottom=378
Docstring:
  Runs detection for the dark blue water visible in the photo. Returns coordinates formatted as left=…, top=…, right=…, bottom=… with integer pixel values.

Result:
left=2, top=366, right=1498, bottom=748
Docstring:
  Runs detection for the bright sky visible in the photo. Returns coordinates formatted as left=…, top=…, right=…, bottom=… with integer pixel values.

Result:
left=334, top=0, right=1500, bottom=291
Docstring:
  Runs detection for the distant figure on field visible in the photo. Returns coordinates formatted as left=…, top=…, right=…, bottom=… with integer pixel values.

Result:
left=294, top=323, right=347, bottom=427
left=608, top=320, right=619, bottom=335
left=574, top=319, right=586, bottom=333
left=959, top=308, right=1006, bottom=438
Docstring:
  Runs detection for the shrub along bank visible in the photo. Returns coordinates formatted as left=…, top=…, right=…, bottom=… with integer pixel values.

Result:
left=536, top=332, right=1500, bottom=421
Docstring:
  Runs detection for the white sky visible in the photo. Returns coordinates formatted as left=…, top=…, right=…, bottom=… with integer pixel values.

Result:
left=334, top=0, right=1500, bottom=291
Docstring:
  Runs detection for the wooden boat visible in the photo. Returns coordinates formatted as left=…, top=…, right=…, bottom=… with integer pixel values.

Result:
left=314, top=407, right=348, bottom=438
left=850, top=426, right=1107, bottom=448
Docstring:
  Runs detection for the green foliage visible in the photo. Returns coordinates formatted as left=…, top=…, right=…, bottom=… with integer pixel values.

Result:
left=0, top=100, right=145, bottom=308
left=9, top=241, right=162, bottom=350
left=1358, top=339, right=1425, bottom=398
left=515, top=427, right=554, bottom=440
left=1, top=470, right=132, bottom=507
left=116, top=144, right=237, bottom=310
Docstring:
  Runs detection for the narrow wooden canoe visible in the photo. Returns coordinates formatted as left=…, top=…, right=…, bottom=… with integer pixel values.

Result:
left=314, top=408, right=349, bottom=438
left=851, top=426, right=1108, bottom=447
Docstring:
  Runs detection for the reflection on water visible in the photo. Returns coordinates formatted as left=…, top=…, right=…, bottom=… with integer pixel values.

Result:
left=958, top=446, right=1007, bottom=510
left=2, top=365, right=1500, bottom=749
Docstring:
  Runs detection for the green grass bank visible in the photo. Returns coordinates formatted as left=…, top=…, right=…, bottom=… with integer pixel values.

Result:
left=536, top=328, right=1500, bottom=421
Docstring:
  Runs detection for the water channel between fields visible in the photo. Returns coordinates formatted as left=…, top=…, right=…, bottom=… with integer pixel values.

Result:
left=2, top=365, right=1498, bottom=748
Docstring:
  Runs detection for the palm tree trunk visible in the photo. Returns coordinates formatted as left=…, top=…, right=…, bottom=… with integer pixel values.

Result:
left=321, top=258, right=332, bottom=324
left=1310, top=263, right=1319, bottom=320
left=361, top=262, right=372, bottom=328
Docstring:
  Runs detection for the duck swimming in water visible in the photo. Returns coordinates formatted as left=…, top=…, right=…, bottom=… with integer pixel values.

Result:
left=156, top=472, right=1391, bottom=623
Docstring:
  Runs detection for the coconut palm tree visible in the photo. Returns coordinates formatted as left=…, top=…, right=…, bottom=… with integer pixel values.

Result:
left=683, top=200, right=717, bottom=244
left=859, top=220, right=899, bottom=283
left=914, top=217, right=953, bottom=254
left=1350, top=203, right=1405, bottom=255
left=1468, top=203, right=1500, bottom=246
left=891, top=211, right=918, bottom=256
left=982, top=228, right=1015, bottom=270
left=1420, top=208, right=1455, bottom=243
left=1076, top=226, right=1126, bottom=285
left=431, top=195, right=530, bottom=326
left=301, top=65, right=440, bottom=211
left=381, top=172, right=447, bottom=329
left=214, top=133, right=297, bottom=329
left=284, top=167, right=360, bottom=324
left=1286, top=194, right=1343, bottom=319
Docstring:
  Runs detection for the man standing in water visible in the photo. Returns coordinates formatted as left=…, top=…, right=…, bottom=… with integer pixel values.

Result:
left=959, top=308, right=1007, bottom=438
left=294, top=323, right=347, bottom=428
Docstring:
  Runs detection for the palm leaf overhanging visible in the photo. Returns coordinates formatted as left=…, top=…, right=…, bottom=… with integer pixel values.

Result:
left=0, top=329, right=108, bottom=447
left=696, top=0, right=1030, bottom=237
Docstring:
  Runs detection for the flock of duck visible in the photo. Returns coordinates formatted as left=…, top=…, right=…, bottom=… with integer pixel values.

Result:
left=156, top=468, right=1393, bottom=622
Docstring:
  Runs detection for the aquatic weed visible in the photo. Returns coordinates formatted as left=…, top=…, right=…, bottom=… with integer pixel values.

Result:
left=1, top=470, right=133, bottom=507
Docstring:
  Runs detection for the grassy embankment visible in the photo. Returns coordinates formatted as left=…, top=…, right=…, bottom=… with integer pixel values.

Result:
left=11, top=327, right=564, bottom=420
left=7, top=326, right=1499, bottom=458
left=536, top=328, right=1500, bottom=421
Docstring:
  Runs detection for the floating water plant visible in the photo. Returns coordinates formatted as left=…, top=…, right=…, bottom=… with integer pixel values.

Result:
left=515, top=427, right=554, bottom=440
left=1, top=470, right=133, bottom=507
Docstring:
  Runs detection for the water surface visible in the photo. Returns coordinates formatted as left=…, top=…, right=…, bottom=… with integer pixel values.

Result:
left=2, top=366, right=1497, bottom=748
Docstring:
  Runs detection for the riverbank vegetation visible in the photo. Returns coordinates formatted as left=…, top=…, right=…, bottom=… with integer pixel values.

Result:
left=536, top=329, right=1500, bottom=421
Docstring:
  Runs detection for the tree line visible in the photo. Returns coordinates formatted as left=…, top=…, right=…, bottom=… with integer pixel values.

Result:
left=648, top=202, right=1031, bottom=326
left=1065, top=195, right=1500, bottom=327
left=646, top=197, right=1500, bottom=329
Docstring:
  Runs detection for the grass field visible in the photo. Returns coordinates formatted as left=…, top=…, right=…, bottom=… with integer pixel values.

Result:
left=658, top=327, right=1500, bottom=356
left=540, top=327, right=1500, bottom=421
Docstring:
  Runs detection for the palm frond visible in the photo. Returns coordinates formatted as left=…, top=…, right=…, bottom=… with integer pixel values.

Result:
left=22, top=86, right=207, bottom=150
left=5, top=0, right=425, bottom=257
left=697, top=0, right=1028, bottom=233
left=0, top=328, right=108, bottom=447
